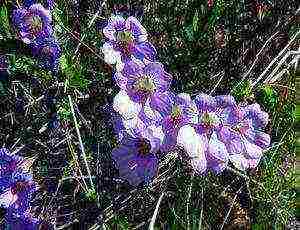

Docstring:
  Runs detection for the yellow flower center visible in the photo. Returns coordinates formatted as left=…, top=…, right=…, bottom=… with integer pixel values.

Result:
left=134, top=76, right=156, bottom=95
left=201, top=112, right=219, bottom=126
left=116, top=31, right=134, bottom=43
left=171, top=105, right=181, bottom=119
left=26, top=15, right=43, bottom=34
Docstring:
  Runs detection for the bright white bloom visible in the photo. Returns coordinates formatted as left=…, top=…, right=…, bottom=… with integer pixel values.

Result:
left=102, top=43, right=124, bottom=71
left=177, top=125, right=207, bottom=173
left=113, top=90, right=142, bottom=120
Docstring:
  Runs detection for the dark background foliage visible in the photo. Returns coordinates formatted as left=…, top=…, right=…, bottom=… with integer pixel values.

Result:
left=0, top=0, right=297, bottom=229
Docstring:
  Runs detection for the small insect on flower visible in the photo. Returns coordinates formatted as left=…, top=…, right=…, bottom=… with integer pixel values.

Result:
left=12, top=3, right=52, bottom=44
left=102, top=15, right=157, bottom=63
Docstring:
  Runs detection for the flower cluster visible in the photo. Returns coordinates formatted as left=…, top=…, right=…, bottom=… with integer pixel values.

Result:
left=12, top=0, right=61, bottom=71
left=0, top=148, right=39, bottom=229
left=102, top=15, right=271, bottom=186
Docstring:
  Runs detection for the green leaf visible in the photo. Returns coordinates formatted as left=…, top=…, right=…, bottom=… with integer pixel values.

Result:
left=0, top=6, right=12, bottom=39
left=192, top=10, right=199, bottom=32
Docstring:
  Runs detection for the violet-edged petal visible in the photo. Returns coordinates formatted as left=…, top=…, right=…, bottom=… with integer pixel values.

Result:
left=112, top=139, right=158, bottom=186
left=132, top=42, right=157, bottom=61
left=219, top=106, right=244, bottom=126
left=122, top=57, right=145, bottom=78
left=125, top=16, right=147, bottom=41
left=194, top=93, right=217, bottom=113
left=215, top=95, right=236, bottom=108
left=206, top=133, right=229, bottom=173
left=244, top=103, right=269, bottom=129
left=176, top=93, right=199, bottom=124
left=160, top=131, right=177, bottom=153
left=244, top=129, right=271, bottom=149
left=149, top=91, right=175, bottom=117
left=143, top=62, right=172, bottom=93
left=113, top=90, right=142, bottom=120
left=103, top=15, right=126, bottom=41
left=242, top=138, right=263, bottom=160
left=139, top=101, right=163, bottom=126
left=217, top=127, right=243, bottom=154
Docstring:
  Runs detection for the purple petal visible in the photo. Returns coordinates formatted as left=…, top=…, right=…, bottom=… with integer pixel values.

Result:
left=122, top=58, right=144, bottom=78
left=112, top=138, right=158, bottom=186
left=139, top=101, right=163, bottom=126
left=219, top=106, right=244, bottom=126
left=132, top=42, right=157, bottom=61
left=244, top=103, right=269, bottom=129
left=136, top=156, right=158, bottom=184
left=245, top=130, right=270, bottom=149
left=206, top=133, right=228, bottom=173
left=215, top=95, right=236, bottom=108
left=143, top=62, right=172, bottom=93
left=149, top=91, right=175, bottom=117
left=161, top=132, right=177, bottom=152
left=217, top=127, right=243, bottom=154
left=103, top=15, right=125, bottom=40
left=194, top=94, right=217, bottom=113
left=125, top=16, right=147, bottom=40
left=242, top=139, right=263, bottom=160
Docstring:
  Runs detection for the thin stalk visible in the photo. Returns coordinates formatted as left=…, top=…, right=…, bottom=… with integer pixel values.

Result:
left=68, top=95, right=94, bottom=189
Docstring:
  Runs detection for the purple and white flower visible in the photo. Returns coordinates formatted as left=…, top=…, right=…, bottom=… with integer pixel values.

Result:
left=102, top=15, right=156, bottom=63
left=112, top=124, right=164, bottom=186
left=218, top=103, right=270, bottom=170
left=149, top=92, right=198, bottom=151
left=12, top=4, right=52, bottom=44
left=176, top=94, right=238, bottom=173
left=114, top=59, right=172, bottom=105
left=0, top=148, right=38, bottom=216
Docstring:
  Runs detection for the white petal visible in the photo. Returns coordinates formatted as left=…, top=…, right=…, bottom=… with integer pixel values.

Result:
left=0, top=190, right=17, bottom=208
left=177, top=93, right=192, bottom=102
left=102, top=43, right=122, bottom=65
left=113, top=91, right=142, bottom=120
left=229, top=154, right=249, bottom=171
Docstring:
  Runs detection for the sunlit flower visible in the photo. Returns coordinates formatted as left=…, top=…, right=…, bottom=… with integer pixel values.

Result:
left=176, top=94, right=238, bottom=173
left=113, top=90, right=142, bottom=120
left=150, top=92, right=198, bottom=151
left=101, top=42, right=124, bottom=71
left=102, top=15, right=156, bottom=62
left=218, top=103, right=270, bottom=170
left=114, top=60, right=172, bottom=105
left=12, top=4, right=52, bottom=44
left=0, top=148, right=37, bottom=217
